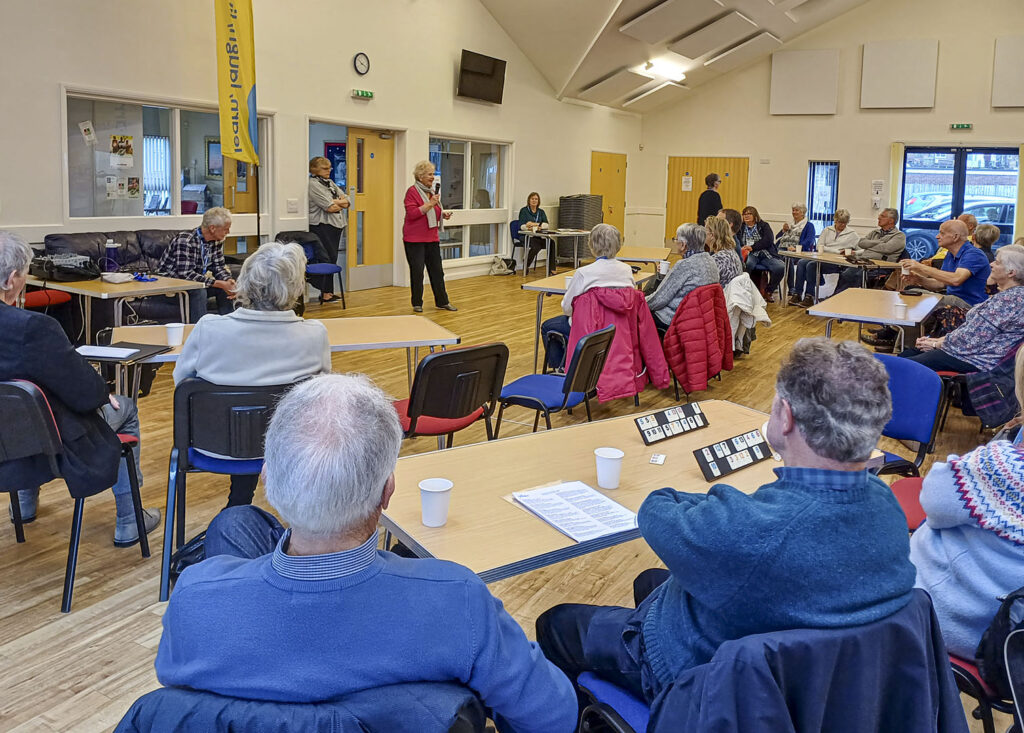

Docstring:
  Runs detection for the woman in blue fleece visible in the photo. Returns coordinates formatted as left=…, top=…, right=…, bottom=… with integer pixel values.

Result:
left=536, top=338, right=916, bottom=703
left=911, top=348, right=1024, bottom=659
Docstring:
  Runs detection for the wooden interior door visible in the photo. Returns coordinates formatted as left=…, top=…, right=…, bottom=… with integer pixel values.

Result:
left=346, top=127, right=394, bottom=290
left=665, top=156, right=749, bottom=239
left=590, top=151, right=627, bottom=232
left=223, top=157, right=259, bottom=254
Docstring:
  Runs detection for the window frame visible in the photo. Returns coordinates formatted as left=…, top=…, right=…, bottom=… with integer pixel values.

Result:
left=806, top=160, right=840, bottom=236
left=60, top=85, right=273, bottom=238
left=428, top=133, right=511, bottom=263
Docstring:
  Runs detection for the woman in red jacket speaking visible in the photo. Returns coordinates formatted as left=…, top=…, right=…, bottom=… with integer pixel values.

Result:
left=402, top=160, right=456, bottom=313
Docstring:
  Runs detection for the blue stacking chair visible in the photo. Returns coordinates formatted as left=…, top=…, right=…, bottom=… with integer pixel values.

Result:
left=278, top=230, right=346, bottom=309
left=159, top=378, right=292, bottom=601
left=115, top=682, right=487, bottom=733
left=578, top=672, right=650, bottom=733
left=493, top=326, right=614, bottom=437
left=873, top=354, right=944, bottom=477
left=509, top=220, right=524, bottom=274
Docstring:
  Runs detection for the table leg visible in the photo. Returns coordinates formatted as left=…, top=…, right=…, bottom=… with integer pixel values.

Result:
left=84, top=295, right=93, bottom=344
left=825, top=319, right=835, bottom=339
left=814, top=261, right=822, bottom=303
left=781, top=259, right=789, bottom=307
left=533, top=292, right=544, bottom=373
left=179, top=292, right=189, bottom=324
left=406, top=348, right=413, bottom=391
left=383, top=529, right=392, bottom=551
left=547, top=238, right=554, bottom=275
left=574, top=235, right=581, bottom=269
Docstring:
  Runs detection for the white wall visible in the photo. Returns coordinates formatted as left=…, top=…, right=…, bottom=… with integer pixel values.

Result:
left=631, top=0, right=1024, bottom=241
left=0, top=0, right=640, bottom=282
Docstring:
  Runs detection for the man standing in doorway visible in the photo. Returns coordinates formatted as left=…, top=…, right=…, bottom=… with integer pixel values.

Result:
left=697, top=174, right=723, bottom=226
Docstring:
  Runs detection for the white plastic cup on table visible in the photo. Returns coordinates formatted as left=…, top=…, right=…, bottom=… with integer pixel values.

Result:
left=594, top=447, right=625, bottom=489
left=893, top=302, right=908, bottom=319
left=658, top=260, right=670, bottom=276
left=419, top=478, right=453, bottom=527
left=165, top=322, right=185, bottom=346
left=901, top=262, right=912, bottom=276
left=564, top=275, right=573, bottom=288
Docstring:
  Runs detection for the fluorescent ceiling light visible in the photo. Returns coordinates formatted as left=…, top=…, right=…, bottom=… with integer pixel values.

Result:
left=634, top=56, right=687, bottom=82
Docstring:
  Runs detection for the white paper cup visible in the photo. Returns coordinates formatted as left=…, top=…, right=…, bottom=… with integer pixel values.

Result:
left=419, top=478, right=453, bottom=527
left=540, top=222, right=549, bottom=231
left=564, top=275, right=573, bottom=288
left=843, top=248, right=853, bottom=257
left=165, top=322, right=185, bottom=346
left=658, top=260, right=670, bottom=276
left=893, top=303, right=908, bottom=319
left=594, top=447, right=625, bottom=489
left=901, top=262, right=912, bottom=275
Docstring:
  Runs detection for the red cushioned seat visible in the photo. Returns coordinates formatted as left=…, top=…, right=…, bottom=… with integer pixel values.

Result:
left=117, top=433, right=139, bottom=446
left=24, top=290, right=72, bottom=309
left=393, top=399, right=484, bottom=436
left=890, top=477, right=926, bottom=531
left=950, top=655, right=1002, bottom=699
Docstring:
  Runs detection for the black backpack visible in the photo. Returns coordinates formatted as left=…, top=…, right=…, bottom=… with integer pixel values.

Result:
left=976, top=586, right=1024, bottom=699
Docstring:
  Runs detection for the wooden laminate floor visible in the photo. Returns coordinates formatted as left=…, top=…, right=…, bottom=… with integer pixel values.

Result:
left=0, top=270, right=1007, bottom=731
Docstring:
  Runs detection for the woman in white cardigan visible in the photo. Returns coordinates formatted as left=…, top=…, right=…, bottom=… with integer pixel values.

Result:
left=791, top=208, right=860, bottom=306
left=173, top=241, right=331, bottom=506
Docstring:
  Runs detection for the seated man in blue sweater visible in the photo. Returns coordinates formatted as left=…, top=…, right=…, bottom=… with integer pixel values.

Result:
left=155, top=373, right=577, bottom=733
left=536, top=338, right=917, bottom=704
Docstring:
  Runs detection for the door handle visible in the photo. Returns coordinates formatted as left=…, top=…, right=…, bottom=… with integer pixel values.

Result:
left=228, top=185, right=235, bottom=209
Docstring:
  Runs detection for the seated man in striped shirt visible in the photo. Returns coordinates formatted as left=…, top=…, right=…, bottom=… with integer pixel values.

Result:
left=156, top=206, right=237, bottom=322
left=155, top=373, right=577, bottom=733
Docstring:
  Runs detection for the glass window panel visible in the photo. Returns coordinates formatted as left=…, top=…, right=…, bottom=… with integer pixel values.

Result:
left=468, top=223, right=499, bottom=257
left=68, top=97, right=168, bottom=217
left=180, top=109, right=223, bottom=212
left=965, top=152, right=1018, bottom=244
left=806, top=161, right=839, bottom=235
left=356, top=138, right=365, bottom=193
left=902, top=150, right=955, bottom=222
left=470, top=143, right=502, bottom=209
left=439, top=225, right=463, bottom=260
left=429, top=138, right=466, bottom=210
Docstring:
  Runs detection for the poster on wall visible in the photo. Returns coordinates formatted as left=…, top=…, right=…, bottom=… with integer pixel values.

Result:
left=117, top=178, right=128, bottom=197
left=105, top=175, right=118, bottom=199
left=78, top=120, right=97, bottom=145
left=127, top=177, right=140, bottom=199
left=681, top=175, right=693, bottom=192
left=110, top=135, right=134, bottom=167
left=323, top=142, right=346, bottom=189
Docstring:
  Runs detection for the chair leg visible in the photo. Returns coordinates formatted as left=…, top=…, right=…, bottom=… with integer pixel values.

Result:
left=176, top=473, right=187, bottom=550
left=673, top=374, right=680, bottom=402
left=337, top=271, right=346, bottom=310
left=633, top=393, right=640, bottom=407
left=61, top=498, right=85, bottom=613
left=123, top=445, right=149, bottom=559
left=543, top=410, right=553, bottom=430
left=484, top=413, right=494, bottom=441
left=493, top=403, right=506, bottom=439
left=584, top=396, right=593, bottom=422
left=436, top=435, right=446, bottom=451
left=160, top=450, right=179, bottom=602
left=9, top=491, right=25, bottom=543
left=532, top=411, right=541, bottom=433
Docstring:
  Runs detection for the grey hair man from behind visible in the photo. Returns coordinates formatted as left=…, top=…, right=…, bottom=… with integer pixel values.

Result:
left=0, top=231, right=33, bottom=301
left=155, top=373, right=579, bottom=730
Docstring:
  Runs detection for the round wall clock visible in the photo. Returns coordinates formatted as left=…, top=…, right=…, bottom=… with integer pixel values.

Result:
left=353, top=52, right=370, bottom=76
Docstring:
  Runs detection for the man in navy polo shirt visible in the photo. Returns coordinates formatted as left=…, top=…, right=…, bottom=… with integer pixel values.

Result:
left=901, top=218, right=991, bottom=307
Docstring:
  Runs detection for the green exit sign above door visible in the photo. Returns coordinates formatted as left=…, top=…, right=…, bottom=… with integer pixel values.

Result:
left=950, top=123, right=973, bottom=130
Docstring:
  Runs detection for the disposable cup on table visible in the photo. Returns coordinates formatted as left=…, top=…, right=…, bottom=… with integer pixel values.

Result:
left=893, top=303, right=908, bottom=319
left=594, top=447, right=625, bottom=489
left=658, top=260, right=670, bottom=276
left=165, top=323, right=185, bottom=346
left=564, top=275, right=572, bottom=288
left=419, top=478, right=453, bottom=527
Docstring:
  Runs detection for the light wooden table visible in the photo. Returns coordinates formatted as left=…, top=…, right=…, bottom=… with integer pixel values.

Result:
left=112, top=315, right=460, bottom=389
left=519, top=229, right=592, bottom=273
left=807, top=288, right=941, bottom=352
left=777, top=250, right=902, bottom=306
left=385, top=399, right=775, bottom=582
left=608, top=245, right=671, bottom=264
left=521, top=266, right=656, bottom=372
left=25, top=274, right=205, bottom=342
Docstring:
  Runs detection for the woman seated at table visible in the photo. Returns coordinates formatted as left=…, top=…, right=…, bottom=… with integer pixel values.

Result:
left=740, top=206, right=780, bottom=301
left=704, top=216, right=743, bottom=289
left=519, top=192, right=549, bottom=273
left=791, top=208, right=859, bottom=306
left=910, top=346, right=1024, bottom=659
left=647, top=223, right=719, bottom=331
left=898, top=244, right=1024, bottom=374
left=173, top=241, right=331, bottom=506
left=540, top=223, right=633, bottom=370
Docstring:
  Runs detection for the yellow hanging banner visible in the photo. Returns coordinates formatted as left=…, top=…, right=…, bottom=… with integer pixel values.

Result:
left=214, top=0, right=259, bottom=164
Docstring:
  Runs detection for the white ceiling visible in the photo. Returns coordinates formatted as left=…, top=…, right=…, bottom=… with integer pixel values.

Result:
left=479, top=0, right=868, bottom=112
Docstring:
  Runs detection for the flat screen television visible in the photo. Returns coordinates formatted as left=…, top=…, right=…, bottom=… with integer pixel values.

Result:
left=457, top=50, right=506, bottom=104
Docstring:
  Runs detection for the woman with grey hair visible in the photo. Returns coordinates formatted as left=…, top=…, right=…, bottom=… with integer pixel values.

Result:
left=540, top=223, right=634, bottom=369
left=402, top=160, right=456, bottom=313
left=174, top=240, right=331, bottom=506
left=899, top=244, right=1024, bottom=373
left=646, top=223, right=719, bottom=331
left=792, top=208, right=859, bottom=306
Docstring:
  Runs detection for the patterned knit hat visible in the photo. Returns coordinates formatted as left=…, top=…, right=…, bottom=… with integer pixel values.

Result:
left=952, top=441, right=1024, bottom=545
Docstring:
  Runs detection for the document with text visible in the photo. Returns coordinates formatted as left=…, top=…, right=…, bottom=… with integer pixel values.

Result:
left=511, top=481, right=638, bottom=543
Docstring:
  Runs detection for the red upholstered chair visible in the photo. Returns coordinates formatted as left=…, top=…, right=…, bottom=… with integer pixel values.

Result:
left=662, top=284, right=733, bottom=400
left=889, top=477, right=927, bottom=532
left=23, top=289, right=72, bottom=310
left=0, top=380, right=149, bottom=613
left=950, top=655, right=1016, bottom=733
left=394, top=344, right=509, bottom=450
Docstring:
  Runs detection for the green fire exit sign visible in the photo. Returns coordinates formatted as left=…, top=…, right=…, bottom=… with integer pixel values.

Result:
left=950, top=123, right=972, bottom=130
left=351, top=89, right=374, bottom=99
